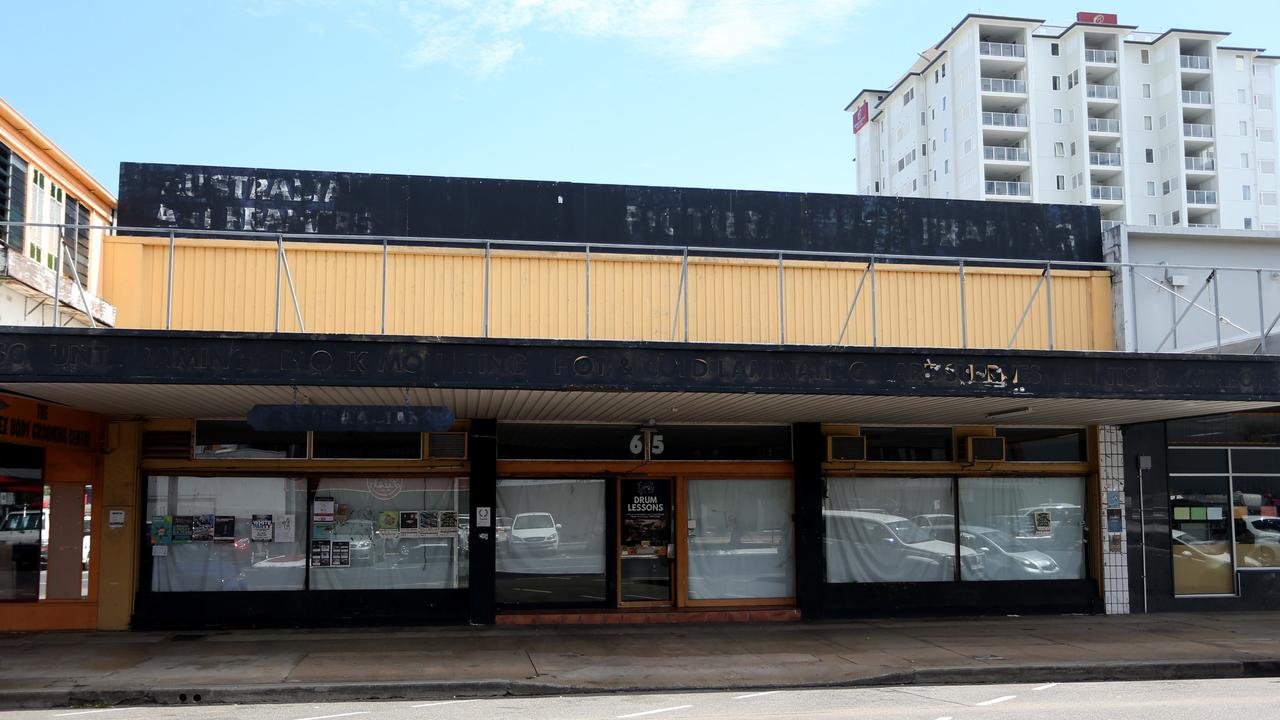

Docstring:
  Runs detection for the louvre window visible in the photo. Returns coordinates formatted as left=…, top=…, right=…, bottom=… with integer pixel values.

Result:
left=63, top=197, right=91, bottom=285
left=0, top=142, right=26, bottom=251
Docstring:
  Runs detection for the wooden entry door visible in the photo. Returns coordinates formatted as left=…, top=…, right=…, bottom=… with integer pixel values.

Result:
left=617, top=478, right=674, bottom=606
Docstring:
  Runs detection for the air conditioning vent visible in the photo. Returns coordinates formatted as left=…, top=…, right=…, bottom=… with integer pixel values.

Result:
left=142, top=430, right=193, bottom=459
left=428, top=432, right=468, bottom=460
left=966, top=436, right=1006, bottom=463
left=827, top=435, right=866, bottom=462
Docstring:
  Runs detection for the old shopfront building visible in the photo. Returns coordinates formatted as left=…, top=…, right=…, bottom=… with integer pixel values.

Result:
left=3, top=163, right=1280, bottom=629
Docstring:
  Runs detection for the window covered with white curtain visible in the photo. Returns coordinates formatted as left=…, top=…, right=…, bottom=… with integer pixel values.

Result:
left=686, top=479, right=793, bottom=600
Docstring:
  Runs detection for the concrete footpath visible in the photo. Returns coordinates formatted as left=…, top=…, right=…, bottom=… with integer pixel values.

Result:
left=2, top=612, right=1280, bottom=709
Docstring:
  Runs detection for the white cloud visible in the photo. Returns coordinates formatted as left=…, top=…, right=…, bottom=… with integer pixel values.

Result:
left=387, top=0, right=871, bottom=74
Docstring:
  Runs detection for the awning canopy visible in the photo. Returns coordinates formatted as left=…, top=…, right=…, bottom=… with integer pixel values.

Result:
left=1, top=327, right=1276, bottom=425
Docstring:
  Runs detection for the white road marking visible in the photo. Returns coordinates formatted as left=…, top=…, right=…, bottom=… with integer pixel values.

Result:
left=53, top=711, right=127, bottom=718
left=1033, top=682, right=1059, bottom=691
left=733, top=691, right=782, bottom=700
left=976, top=695, right=1017, bottom=706
left=933, top=716, right=953, bottom=720
left=293, top=713, right=369, bottom=720
left=617, top=704, right=694, bottom=718
left=412, top=699, right=481, bottom=708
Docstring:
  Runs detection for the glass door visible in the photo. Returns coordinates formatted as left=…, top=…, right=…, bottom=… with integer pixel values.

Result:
left=618, top=478, right=673, bottom=605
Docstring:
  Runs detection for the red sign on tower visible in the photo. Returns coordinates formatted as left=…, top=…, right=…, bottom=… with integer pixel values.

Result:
left=1077, top=11, right=1118, bottom=25
left=852, top=102, right=870, bottom=134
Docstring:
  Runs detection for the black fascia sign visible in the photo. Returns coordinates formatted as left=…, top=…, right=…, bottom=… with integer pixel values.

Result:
left=247, top=404, right=455, bottom=433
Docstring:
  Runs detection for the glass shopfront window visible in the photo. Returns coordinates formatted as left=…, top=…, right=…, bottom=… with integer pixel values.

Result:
left=955, top=477, right=1086, bottom=581
left=824, top=477, right=960, bottom=582
left=309, top=477, right=468, bottom=589
left=1232, top=476, right=1280, bottom=569
left=2, top=443, right=92, bottom=602
left=496, top=478, right=606, bottom=605
left=147, top=476, right=308, bottom=592
left=687, top=479, right=793, bottom=599
left=824, top=475, right=1086, bottom=585
left=1169, top=475, right=1235, bottom=595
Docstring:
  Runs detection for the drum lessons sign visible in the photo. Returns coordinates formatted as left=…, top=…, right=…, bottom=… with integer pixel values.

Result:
left=621, top=479, right=670, bottom=556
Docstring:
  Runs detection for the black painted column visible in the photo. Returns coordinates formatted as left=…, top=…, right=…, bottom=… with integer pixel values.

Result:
left=792, top=422, right=824, bottom=620
left=469, top=419, right=497, bottom=624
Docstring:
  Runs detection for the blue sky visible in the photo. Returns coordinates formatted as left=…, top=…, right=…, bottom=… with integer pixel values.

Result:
left=5, top=1, right=1278, bottom=197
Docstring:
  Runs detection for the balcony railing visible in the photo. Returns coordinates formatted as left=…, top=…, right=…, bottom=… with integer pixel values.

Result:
left=979, top=41, right=1026, bottom=58
left=1184, top=123, right=1215, bottom=138
left=981, top=77, right=1027, bottom=93
left=985, top=180, right=1031, bottom=196
left=1090, top=151, right=1122, bottom=167
left=1180, top=54, right=1211, bottom=70
left=1088, top=117, right=1121, bottom=133
left=1084, top=48, right=1117, bottom=63
left=1187, top=189, right=1218, bottom=204
left=1091, top=185, right=1124, bottom=201
left=984, top=145, right=1029, bottom=162
left=1188, top=222, right=1219, bottom=228
left=1086, top=84, right=1120, bottom=100
left=1185, top=156, right=1216, bottom=171
left=1102, top=220, right=1123, bottom=232
left=982, top=111, right=1028, bottom=128
left=1182, top=90, right=1212, bottom=104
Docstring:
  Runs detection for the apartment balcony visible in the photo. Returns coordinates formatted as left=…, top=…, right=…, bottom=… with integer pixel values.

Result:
left=1182, top=89, right=1212, bottom=105
left=982, top=111, right=1028, bottom=128
left=1188, top=222, right=1219, bottom=228
left=1180, top=54, right=1211, bottom=71
left=1089, top=151, right=1122, bottom=167
left=1187, top=189, right=1218, bottom=205
left=1102, top=219, right=1124, bottom=233
left=1088, top=116, right=1121, bottom=134
left=983, top=145, right=1029, bottom=164
left=981, top=77, right=1026, bottom=94
left=979, top=41, right=1026, bottom=59
left=985, top=180, right=1031, bottom=197
left=1090, top=185, right=1124, bottom=202
left=1086, top=83, right=1120, bottom=101
left=1184, top=156, right=1216, bottom=174
left=1084, top=48, right=1117, bottom=64
left=1184, top=122, right=1215, bottom=149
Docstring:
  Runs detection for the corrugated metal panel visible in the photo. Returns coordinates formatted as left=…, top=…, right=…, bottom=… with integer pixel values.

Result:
left=101, top=237, right=1113, bottom=350
left=2, top=382, right=1268, bottom=427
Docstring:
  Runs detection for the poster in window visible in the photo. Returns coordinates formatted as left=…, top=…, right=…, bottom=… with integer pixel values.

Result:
left=150, top=516, right=172, bottom=545
left=313, top=497, right=336, bottom=523
left=192, top=515, right=215, bottom=542
left=251, top=514, right=274, bottom=542
left=310, top=539, right=331, bottom=566
left=439, top=511, right=458, bottom=533
left=621, top=479, right=670, bottom=556
left=400, top=511, right=419, bottom=533
left=419, top=510, right=439, bottom=534
left=170, top=516, right=194, bottom=543
left=313, top=522, right=334, bottom=540
left=379, top=511, right=399, bottom=531
left=330, top=540, right=351, bottom=567
left=1107, top=508, right=1124, bottom=533
left=1033, top=511, right=1053, bottom=537
left=214, top=516, right=236, bottom=542
left=275, top=513, right=296, bottom=543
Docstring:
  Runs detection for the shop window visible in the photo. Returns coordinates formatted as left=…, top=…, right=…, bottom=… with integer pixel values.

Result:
left=498, top=424, right=644, bottom=460
left=686, top=479, right=793, bottom=600
left=1, top=443, right=92, bottom=602
left=863, top=427, right=952, bottom=461
left=1230, top=474, right=1280, bottom=569
left=311, top=431, right=421, bottom=460
left=1168, top=476, right=1234, bottom=595
left=640, top=426, right=791, bottom=461
left=1169, top=412, right=1280, bottom=445
left=496, top=478, right=606, bottom=605
left=194, top=420, right=306, bottom=459
left=824, top=477, right=958, bottom=582
left=996, top=428, right=1087, bottom=462
left=1169, top=448, right=1229, bottom=473
left=955, top=477, right=1086, bottom=581
left=146, top=476, right=308, bottom=592
left=310, top=477, right=468, bottom=589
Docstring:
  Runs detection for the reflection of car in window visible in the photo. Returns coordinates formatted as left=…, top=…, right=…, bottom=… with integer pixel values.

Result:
left=936, top=525, right=1060, bottom=579
left=824, top=510, right=983, bottom=581
left=507, top=512, right=561, bottom=553
left=1171, top=529, right=1232, bottom=568
left=331, top=519, right=375, bottom=562
left=1234, top=516, right=1280, bottom=565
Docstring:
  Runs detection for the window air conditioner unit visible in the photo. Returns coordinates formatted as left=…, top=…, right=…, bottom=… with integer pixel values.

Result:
left=966, top=436, right=1006, bottom=463
left=427, top=432, right=468, bottom=460
left=827, top=435, right=867, bottom=462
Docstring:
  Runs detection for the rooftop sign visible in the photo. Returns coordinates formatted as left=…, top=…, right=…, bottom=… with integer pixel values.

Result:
left=1077, top=11, right=1118, bottom=25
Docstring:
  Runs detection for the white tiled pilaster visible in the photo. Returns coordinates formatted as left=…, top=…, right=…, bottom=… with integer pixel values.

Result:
left=1099, top=425, right=1129, bottom=614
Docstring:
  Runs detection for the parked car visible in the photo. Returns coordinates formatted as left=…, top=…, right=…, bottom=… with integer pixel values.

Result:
left=934, top=525, right=1061, bottom=579
left=824, top=510, right=983, bottom=582
left=506, top=512, right=561, bottom=554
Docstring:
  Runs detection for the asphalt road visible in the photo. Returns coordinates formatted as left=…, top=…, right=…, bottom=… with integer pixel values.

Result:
left=4, top=678, right=1277, bottom=720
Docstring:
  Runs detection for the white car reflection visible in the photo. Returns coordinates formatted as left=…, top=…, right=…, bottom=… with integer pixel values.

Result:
left=934, top=525, right=1060, bottom=579
left=824, top=510, right=983, bottom=582
left=507, top=512, right=561, bottom=554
